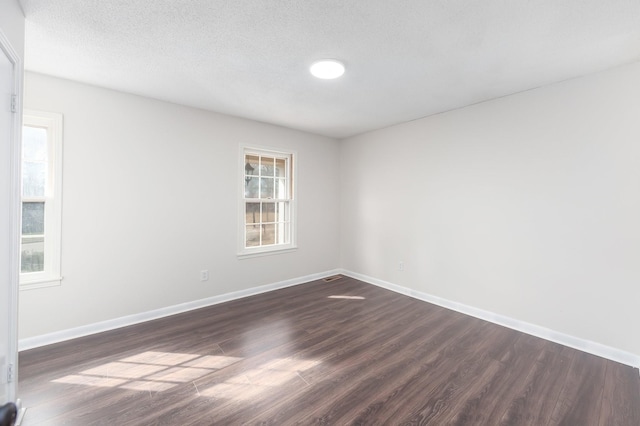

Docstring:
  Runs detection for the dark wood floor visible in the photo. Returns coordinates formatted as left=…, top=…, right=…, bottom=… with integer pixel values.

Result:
left=18, top=276, right=640, bottom=425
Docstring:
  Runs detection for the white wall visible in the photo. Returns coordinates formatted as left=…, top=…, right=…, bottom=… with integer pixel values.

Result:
left=341, top=61, right=640, bottom=358
left=20, top=72, right=341, bottom=339
left=0, top=0, right=24, bottom=59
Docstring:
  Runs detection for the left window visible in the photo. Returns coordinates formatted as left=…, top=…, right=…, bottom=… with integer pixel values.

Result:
left=20, top=110, right=63, bottom=289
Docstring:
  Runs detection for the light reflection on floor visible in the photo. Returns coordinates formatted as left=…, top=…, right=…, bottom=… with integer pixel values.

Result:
left=200, top=357, right=319, bottom=401
left=328, top=295, right=366, bottom=300
left=52, top=351, right=320, bottom=400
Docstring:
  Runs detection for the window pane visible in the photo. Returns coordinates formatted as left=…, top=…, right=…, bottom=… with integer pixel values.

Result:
left=22, top=202, right=45, bottom=235
left=261, top=156, right=275, bottom=177
left=245, top=226, right=260, bottom=247
left=21, top=236, right=45, bottom=273
left=22, top=161, right=46, bottom=197
left=261, top=224, right=276, bottom=245
left=245, top=155, right=258, bottom=178
left=246, top=202, right=259, bottom=225
left=275, top=158, right=286, bottom=177
left=261, top=203, right=275, bottom=223
left=276, top=202, right=289, bottom=221
left=244, top=155, right=259, bottom=198
left=23, top=126, right=47, bottom=161
left=274, top=177, right=287, bottom=199
left=275, top=223, right=289, bottom=245
left=260, top=177, right=274, bottom=199
left=245, top=177, right=259, bottom=198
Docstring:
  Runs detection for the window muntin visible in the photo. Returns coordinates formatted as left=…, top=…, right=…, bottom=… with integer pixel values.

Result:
left=240, top=148, right=295, bottom=256
left=20, top=110, right=63, bottom=288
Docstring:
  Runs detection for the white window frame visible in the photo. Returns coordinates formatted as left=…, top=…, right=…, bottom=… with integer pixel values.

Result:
left=20, top=109, right=63, bottom=289
left=238, top=146, right=297, bottom=258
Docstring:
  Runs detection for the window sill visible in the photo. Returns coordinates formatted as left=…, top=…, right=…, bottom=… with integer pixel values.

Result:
left=237, top=246, right=297, bottom=260
left=20, top=276, right=63, bottom=291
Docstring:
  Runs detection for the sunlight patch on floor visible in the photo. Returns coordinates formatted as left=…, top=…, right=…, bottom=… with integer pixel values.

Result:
left=52, top=351, right=243, bottom=393
left=51, top=351, right=320, bottom=401
left=53, top=374, right=128, bottom=388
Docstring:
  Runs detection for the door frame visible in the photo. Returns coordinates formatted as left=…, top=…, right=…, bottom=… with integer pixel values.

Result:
left=0, top=26, right=22, bottom=403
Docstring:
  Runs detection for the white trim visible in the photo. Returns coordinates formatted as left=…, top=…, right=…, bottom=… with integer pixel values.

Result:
left=19, top=277, right=62, bottom=291
left=0, top=26, right=23, bottom=403
left=19, top=266, right=640, bottom=369
left=18, top=269, right=341, bottom=351
left=237, top=247, right=297, bottom=260
left=339, top=269, right=640, bottom=368
left=15, top=399, right=25, bottom=426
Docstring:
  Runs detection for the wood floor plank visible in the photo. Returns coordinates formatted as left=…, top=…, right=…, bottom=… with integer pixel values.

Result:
left=497, top=344, right=574, bottom=425
left=17, top=276, right=640, bottom=425
left=216, top=311, right=466, bottom=424
left=248, top=315, right=477, bottom=424
left=349, top=321, right=518, bottom=425
left=548, top=351, right=608, bottom=425
left=434, top=332, right=545, bottom=425
left=598, top=360, right=640, bottom=426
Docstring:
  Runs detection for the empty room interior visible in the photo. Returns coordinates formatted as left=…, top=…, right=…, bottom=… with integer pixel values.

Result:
left=1, top=0, right=640, bottom=424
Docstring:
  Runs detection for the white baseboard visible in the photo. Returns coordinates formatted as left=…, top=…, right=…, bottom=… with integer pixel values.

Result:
left=20, top=268, right=640, bottom=370
left=339, top=269, right=640, bottom=369
left=18, top=269, right=342, bottom=351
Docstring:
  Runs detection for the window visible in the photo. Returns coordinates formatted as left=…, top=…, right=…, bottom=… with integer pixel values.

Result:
left=20, top=110, right=63, bottom=288
left=239, top=147, right=296, bottom=257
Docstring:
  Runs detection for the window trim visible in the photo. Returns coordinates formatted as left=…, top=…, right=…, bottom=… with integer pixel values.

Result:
left=20, top=109, right=63, bottom=289
left=237, top=145, right=297, bottom=258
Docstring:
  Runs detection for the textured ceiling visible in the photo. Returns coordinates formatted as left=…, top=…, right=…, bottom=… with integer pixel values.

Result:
left=20, top=0, right=640, bottom=139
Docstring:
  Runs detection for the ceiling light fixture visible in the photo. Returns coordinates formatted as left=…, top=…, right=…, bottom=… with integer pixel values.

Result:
left=310, top=59, right=345, bottom=79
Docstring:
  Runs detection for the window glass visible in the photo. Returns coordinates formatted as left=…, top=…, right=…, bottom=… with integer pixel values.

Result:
left=261, top=202, right=275, bottom=223
left=274, top=178, right=286, bottom=199
left=21, top=236, right=45, bottom=273
left=22, top=202, right=45, bottom=235
left=262, top=156, right=275, bottom=177
left=241, top=148, right=295, bottom=255
left=23, top=126, right=47, bottom=161
left=22, top=162, right=46, bottom=197
left=20, top=110, right=63, bottom=288
left=260, top=177, right=274, bottom=199
left=275, top=158, right=286, bottom=177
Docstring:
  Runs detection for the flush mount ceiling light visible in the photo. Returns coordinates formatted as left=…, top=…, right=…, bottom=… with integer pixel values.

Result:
left=310, top=59, right=345, bottom=79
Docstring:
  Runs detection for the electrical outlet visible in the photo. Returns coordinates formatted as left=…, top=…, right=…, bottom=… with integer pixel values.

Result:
left=398, top=261, right=405, bottom=271
left=200, top=270, right=209, bottom=281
